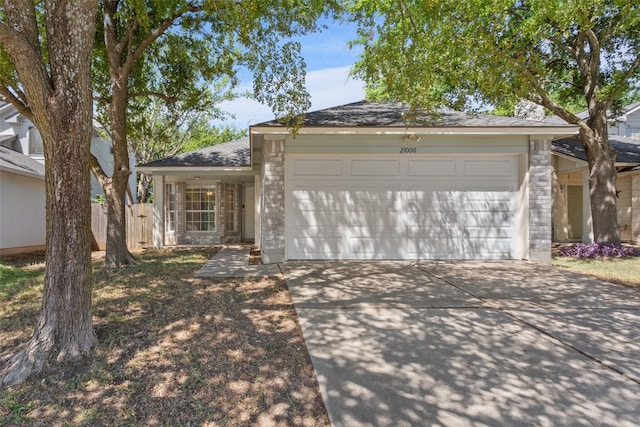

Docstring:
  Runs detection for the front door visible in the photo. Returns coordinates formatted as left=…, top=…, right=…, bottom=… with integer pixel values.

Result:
left=567, top=185, right=583, bottom=240
left=243, top=185, right=255, bottom=242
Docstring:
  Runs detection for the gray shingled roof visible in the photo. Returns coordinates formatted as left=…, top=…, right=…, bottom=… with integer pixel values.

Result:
left=255, top=100, right=575, bottom=128
left=0, top=145, right=45, bottom=178
left=139, top=137, right=250, bottom=168
left=553, top=136, right=640, bottom=164
left=545, top=102, right=640, bottom=125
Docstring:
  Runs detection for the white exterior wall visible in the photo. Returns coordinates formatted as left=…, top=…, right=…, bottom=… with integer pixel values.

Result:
left=610, top=108, right=640, bottom=138
left=1, top=105, right=136, bottom=199
left=622, top=110, right=640, bottom=138
left=0, top=170, right=46, bottom=252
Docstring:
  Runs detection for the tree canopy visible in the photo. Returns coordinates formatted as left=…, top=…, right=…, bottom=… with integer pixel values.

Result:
left=92, top=0, right=342, bottom=268
left=349, top=0, right=640, bottom=243
left=351, top=0, right=639, bottom=120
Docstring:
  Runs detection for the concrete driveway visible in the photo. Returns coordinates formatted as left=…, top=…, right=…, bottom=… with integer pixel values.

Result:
left=281, top=260, right=640, bottom=427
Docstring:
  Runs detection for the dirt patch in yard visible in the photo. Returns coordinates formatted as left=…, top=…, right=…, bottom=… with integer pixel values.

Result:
left=249, top=246, right=263, bottom=265
left=0, top=248, right=328, bottom=426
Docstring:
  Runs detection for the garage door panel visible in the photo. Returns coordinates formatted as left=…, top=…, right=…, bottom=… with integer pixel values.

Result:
left=290, top=212, right=351, bottom=228
left=414, top=237, right=512, bottom=258
left=286, top=155, right=519, bottom=260
left=288, top=236, right=343, bottom=259
left=456, top=212, right=513, bottom=228
left=462, top=159, right=517, bottom=177
left=407, top=159, right=458, bottom=176
left=292, top=158, right=344, bottom=176
left=351, top=159, right=400, bottom=176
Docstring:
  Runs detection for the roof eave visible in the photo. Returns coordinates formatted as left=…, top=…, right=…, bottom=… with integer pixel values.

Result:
left=0, top=165, right=45, bottom=180
left=552, top=151, right=587, bottom=164
left=136, top=165, right=253, bottom=175
left=250, top=125, right=578, bottom=137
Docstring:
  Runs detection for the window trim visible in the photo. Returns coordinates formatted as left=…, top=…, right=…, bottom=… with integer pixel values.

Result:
left=185, top=182, right=217, bottom=232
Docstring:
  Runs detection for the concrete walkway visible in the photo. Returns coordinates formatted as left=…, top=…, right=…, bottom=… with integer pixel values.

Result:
left=282, top=260, right=640, bottom=427
left=194, top=245, right=281, bottom=278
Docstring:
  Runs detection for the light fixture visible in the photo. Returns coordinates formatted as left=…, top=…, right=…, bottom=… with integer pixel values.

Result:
left=194, top=176, right=200, bottom=180
left=404, top=133, right=421, bottom=142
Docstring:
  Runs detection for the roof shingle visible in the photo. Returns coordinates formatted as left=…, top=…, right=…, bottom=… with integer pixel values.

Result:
left=552, top=136, right=640, bottom=164
left=139, top=137, right=250, bottom=168
left=0, top=145, right=45, bottom=178
left=255, top=100, right=575, bottom=128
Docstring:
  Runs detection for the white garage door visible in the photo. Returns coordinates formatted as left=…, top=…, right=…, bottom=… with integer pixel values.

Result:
left=285, top=155, right=519, bottom=260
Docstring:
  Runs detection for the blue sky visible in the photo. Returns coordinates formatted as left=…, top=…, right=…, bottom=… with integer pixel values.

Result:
left=215, top=19, right=366, bottom=128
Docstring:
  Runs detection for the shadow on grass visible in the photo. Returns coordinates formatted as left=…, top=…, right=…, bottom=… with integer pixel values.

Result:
left=0, top=248, right=328, bottom=426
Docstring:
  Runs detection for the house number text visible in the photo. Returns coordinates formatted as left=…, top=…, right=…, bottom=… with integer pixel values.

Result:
left=400, top=147, right=417, bottom=153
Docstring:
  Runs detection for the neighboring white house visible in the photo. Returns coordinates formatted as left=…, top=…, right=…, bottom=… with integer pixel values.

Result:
left=551, top=102, right=640, bottom=245
left=609, top=102, right=640, bottom=139
left=0, top=144, right=46, bottom=255
left=0, top=101, right=137, bottom=254
left=139, top=101, right=577, bottom=264
left=0, top=101, right=136, bottom=199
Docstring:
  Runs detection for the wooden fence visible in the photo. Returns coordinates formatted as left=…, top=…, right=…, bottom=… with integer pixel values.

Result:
left=91, top=203, right=153, bottom=252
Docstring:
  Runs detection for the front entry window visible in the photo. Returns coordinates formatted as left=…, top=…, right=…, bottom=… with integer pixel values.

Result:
left=186, top=183, right=216, bottom=231
left=225, top=186, right=238, bottom=232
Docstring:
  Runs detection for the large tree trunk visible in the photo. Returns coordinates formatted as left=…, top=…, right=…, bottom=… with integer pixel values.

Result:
left=1, top=0, right=98, bottom=387
left=582, top=113, right=620, bottom=244
left=104, top=86, right=138, bottom=269
left=3, top=124, right=98, bottom=386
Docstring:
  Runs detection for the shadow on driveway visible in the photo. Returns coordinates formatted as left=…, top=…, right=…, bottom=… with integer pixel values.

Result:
left=282, top=261, right=640, bottom=427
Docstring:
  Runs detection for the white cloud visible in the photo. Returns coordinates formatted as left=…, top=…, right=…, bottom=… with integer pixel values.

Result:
left=214, top=66, right=365, bottom=128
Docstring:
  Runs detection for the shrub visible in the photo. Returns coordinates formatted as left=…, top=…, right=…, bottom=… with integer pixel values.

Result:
left=558, top=242, right=640, bottom=259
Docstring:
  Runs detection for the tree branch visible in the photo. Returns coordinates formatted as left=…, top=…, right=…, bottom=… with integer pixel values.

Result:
left=583, top=28, right=601, bottom=102
left=93, top=95, right=111, bottom=104
left=3, top=0, right=40, bottom=55
left=124, top=3, right=203, bottom=75
left=398, top=0, right=420, bottom=38
left=516, top=64, right=592, bottom=135
left=0, top=20, right=51, bottom=115
left=89, top=152, right=110, bottom=191
left=127, top=90, right=178, bottom=102
left=547, top=34, right=576, bottom=57
left=0, top=85, right=32, bottom=120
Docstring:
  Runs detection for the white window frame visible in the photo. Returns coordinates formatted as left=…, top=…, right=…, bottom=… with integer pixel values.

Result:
left=185, top=182, right=216, bottom=232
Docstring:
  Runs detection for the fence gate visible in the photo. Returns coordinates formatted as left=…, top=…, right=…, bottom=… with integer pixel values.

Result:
left=91, top=203, right=153, bottom=252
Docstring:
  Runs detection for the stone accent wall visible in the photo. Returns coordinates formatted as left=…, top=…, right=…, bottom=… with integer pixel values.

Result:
left=529, top=139, right=552, bottom=263
left=632, top=175, right=640, bottom=245
left=260, top=140, right=286, bottom=264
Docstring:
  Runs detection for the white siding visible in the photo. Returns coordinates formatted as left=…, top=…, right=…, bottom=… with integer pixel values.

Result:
left=0, top=170, right=46, bottom=251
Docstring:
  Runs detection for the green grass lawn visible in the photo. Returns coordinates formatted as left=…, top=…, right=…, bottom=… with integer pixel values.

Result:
left=552, top=256, right=640, bottom=287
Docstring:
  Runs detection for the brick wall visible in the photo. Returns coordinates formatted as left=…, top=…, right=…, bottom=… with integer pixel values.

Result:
left=260, top=140, right=286, bottom=264
left=529, top=139, right=552, bottom=263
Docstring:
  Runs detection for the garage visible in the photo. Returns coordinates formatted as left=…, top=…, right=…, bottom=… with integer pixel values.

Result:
left=286, top=154, right=520, bottom=260
left=251, top=100, right=577, bottom=264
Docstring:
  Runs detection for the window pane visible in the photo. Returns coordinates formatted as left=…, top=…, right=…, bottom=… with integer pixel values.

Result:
left=185, top=183, right=216, bottom=232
